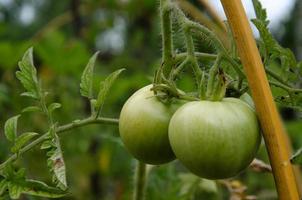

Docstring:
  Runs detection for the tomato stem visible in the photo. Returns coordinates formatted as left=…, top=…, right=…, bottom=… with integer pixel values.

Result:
left=133, top=161, right=147, bottom=200
left=160, top=0, right=174, bottom=79
left=0, top=116, right=119, bottom=172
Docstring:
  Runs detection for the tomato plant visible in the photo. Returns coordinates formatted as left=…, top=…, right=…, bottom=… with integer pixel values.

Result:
left=0, top=0, right=302, bottom=199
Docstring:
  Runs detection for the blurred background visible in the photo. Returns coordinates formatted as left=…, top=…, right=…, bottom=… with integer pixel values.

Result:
left=0, top=0, right=301, bottom=199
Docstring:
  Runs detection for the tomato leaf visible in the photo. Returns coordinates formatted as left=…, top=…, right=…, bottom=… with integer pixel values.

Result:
left=22, top=106, right=42, bottom=113
left=16, top=47, right=41, bottom=100
left=42, top=128, right=67, bottom=190
left=4, top=115, right=20, bottom=142
left=1, top=166, right=67, bottom=199
left=0, top=180, right=8, bottom=196
left=80, top=51, right=100, bottom=99
left=48, top=103, right=61, bottom=114
left=10, top=132, right=39, bottom=153
left=95, top=68, right=125, bottom=116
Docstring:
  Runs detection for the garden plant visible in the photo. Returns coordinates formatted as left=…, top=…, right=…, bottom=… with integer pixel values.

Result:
left=1, top=0, right=302, bottom=199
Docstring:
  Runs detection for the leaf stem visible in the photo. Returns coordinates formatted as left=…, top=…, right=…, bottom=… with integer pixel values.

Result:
left=133, top=161, right=147, bottom=200
left=0, top=117, right=119, bottom=171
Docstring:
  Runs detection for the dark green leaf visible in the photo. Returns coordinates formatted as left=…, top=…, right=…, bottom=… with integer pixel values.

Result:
left=95, top=68, right=125, bottom=116
left=16, top=47, right=41, bottom=100
left=11, top=132, right=39, bottom=153
left=80, top=52, right=100, bottom=99
left=4, top=115, right=20, bottom=142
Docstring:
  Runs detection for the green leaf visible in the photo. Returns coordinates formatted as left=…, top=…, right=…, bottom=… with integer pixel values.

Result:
left=0, top=180, right=8, bottom=196
left=16, top=47, right=41, bottom=100
left=80, top=52, right=100, bottom=99
left=22, top=106, right=42, bottom=113
left=15, top=179, right=67, bottom=198
left=48, top=103, right=61, bottom=113
left=4, top=115, right=20, bottom=142
left=41, top=140, right=54, bottom=150
left=8, top=182, right=22, bottom=199
left=43, top=128, right=67, bottom=190
left=252, top=0, right=269, bottom=25
left=291, top=148, right=302, bottom=165
left=11, top=132, right=39, bottom=153
left=95, top=68, right=125, bottom=116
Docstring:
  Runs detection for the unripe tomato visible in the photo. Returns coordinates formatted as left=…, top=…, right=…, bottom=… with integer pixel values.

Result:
left=119, top=85, right=183, bottom=165
left=169, top=98, right=261, bottom=179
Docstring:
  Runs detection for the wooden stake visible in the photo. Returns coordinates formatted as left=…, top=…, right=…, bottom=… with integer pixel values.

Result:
left=220, top=0, right=300, bottom=199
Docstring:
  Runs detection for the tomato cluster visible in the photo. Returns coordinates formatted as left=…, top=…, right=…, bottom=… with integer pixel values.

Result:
left=119, top=85, right=261, bottom=179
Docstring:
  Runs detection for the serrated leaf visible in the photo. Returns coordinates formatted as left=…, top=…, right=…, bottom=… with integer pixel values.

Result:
left=291, top=148, right=302, bottom=165
left=95, top=68, right=125, bottom=116
left=44, top=128, right=67, bottom=190
left=252, top=0, right=269, bottom=25
left=11, top=132, right=38, bottom=153
left=4, top=115, right=20, bottom=142
left=16, top=179, right=67, bottom=198
left=22, top=106, right=42, bottom=113
left=16, top=47, right=41, bottom=100
left=3, top=178, right=67, bottom=198
left=80, top=52, right=100, bottom=99
left=48, top=103, right=61, bottom=113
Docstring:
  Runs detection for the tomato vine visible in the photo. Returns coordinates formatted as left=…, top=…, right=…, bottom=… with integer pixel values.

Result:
left=0, top=0, right=302, bottom=199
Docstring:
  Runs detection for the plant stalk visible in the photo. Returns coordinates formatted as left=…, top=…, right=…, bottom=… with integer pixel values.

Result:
left=133, top=161, right=147, bottom=200
left=0, top=117, right=119, bottom=171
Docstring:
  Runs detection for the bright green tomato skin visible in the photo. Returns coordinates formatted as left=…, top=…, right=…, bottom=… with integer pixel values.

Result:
left=119, top=85, right=183, bottom=165
left=169, top=98, right=261, bottom=179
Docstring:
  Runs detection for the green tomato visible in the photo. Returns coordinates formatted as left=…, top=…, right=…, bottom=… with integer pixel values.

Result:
left=169, top=98, right=261, bottom=179
left=119, top=85, right=183, bottom=165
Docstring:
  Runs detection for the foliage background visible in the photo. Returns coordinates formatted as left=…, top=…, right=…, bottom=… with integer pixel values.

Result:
left=0, top=0, right=301, bottom=199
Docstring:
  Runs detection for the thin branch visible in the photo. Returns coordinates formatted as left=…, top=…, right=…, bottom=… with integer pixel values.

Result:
left=0, top=117, right=119, bottom=171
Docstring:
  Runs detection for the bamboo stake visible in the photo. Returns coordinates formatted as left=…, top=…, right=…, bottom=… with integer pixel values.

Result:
left=220, top=0, right=300, bottom=199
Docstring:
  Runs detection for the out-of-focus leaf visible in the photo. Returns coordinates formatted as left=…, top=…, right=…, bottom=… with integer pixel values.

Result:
left=291, top=148, right=302, bottom=164
left=4, top=115, right=20, bottom=142
left=48, top=103, right=62, bottom=113
left=22, top=106, right=42, bottom=113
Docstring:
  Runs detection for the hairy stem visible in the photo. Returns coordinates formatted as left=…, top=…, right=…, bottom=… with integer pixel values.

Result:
left=133, top=162, right=147, bottom=200
left=175, top=52, right=217, bottom=62
left=206, top=54, right=222, bottom=98
left=160, top=0, right=174, bottom=78
left=0, top=117, right=119, bottom=171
